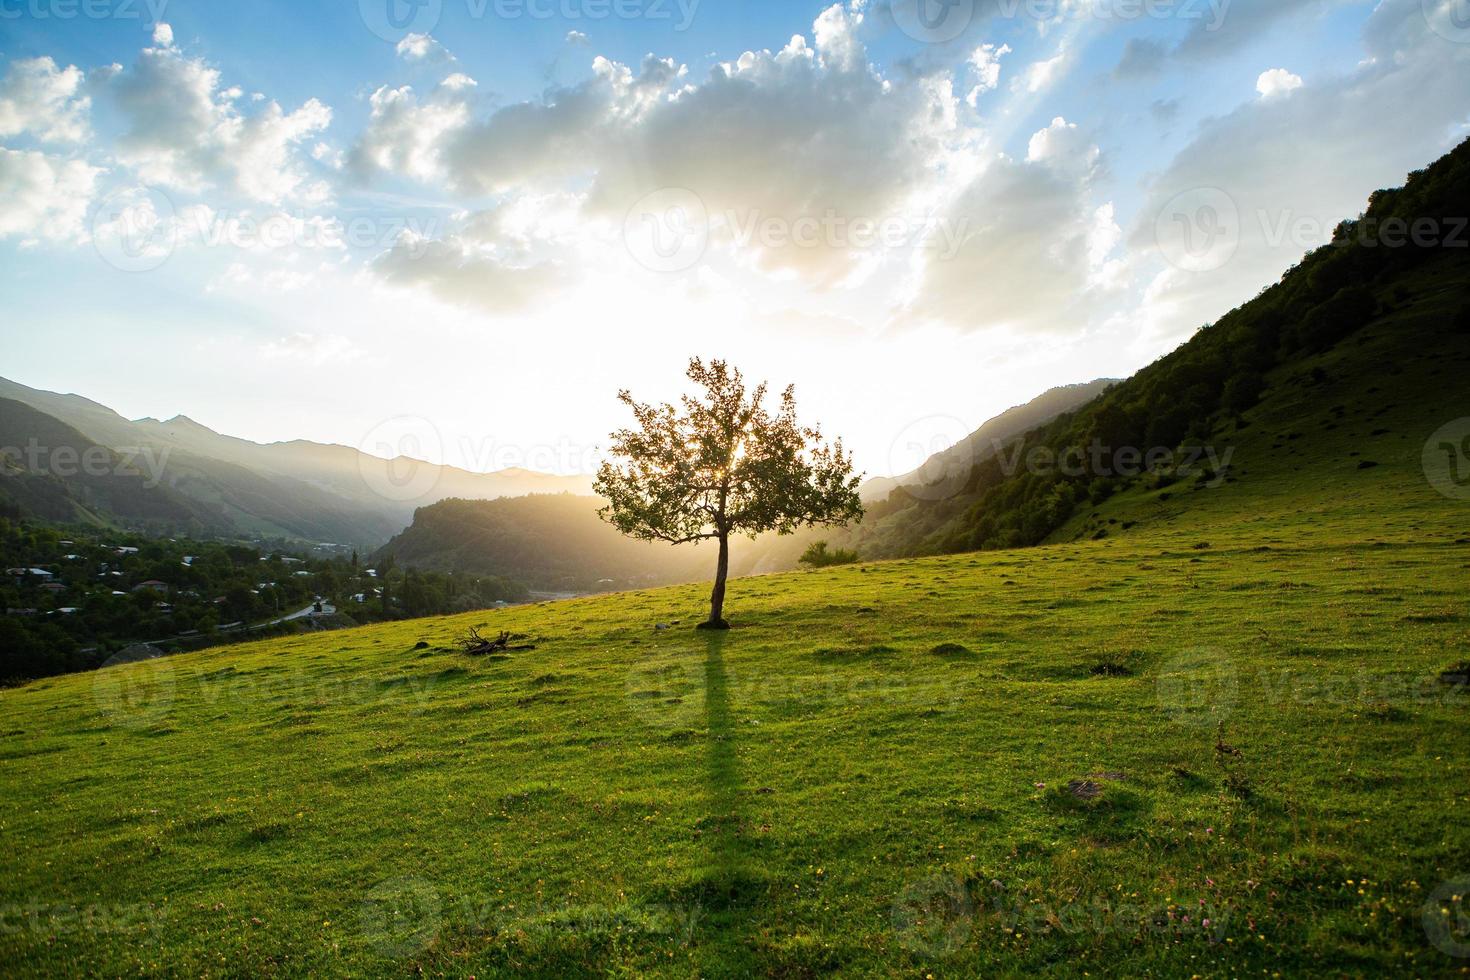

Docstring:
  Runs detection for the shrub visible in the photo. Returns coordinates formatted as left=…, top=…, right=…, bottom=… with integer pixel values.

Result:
left=1297, top=285, right=1377, bottom=351
left=1222, top=371, right=1267, bottom=415
left=798, top=541, right=859, bottom=568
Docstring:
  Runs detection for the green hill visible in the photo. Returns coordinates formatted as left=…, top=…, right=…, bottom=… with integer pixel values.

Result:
left=858, top=139, right=1470, bottom=558
left=1055, top=258, right=1470, bottom=547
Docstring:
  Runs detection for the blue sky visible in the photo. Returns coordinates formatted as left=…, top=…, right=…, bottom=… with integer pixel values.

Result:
left=1, top=0, right=1467, bottom=477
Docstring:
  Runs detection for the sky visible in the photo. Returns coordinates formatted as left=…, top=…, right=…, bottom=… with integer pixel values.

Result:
left=1, top=0, right=1468, bottom=479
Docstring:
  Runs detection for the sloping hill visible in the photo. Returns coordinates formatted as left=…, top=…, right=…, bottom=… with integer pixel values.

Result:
left=2, top=492, right=1466, bottom=974
left=861, top=378, right=1119, bottom=501
left=1056, top=258, right=1470, bottom=546
left=866, top=138, right=1470, bottom=557
left=128, top=414, right=594, bottom=523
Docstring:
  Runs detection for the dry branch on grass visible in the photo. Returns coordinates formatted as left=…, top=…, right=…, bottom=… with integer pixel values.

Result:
left=458, top=626, right=536, bottom=655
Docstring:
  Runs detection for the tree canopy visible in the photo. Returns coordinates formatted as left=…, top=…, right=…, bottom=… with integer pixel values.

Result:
left=595, top=358, right=863, bottom=627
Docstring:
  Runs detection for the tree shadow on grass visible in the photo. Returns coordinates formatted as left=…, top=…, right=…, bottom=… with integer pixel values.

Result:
left=663, top=630, right=770, bottom=974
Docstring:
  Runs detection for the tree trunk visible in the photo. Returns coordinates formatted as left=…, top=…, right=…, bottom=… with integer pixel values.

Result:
left=699, top=533, right=731, bottom=630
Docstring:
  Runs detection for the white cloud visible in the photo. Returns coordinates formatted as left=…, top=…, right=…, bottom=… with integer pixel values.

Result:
left=1012, top=47, right=1070, bottom=95
left=423, top=4, right=958, bottom=284
left=1026, top=116, right=1099, bottom=178
left=811, top=1, right=866, bottom=74
left=965, top=43, right=1010, bottom=107
left=1255, top=68, right=1304, bottom=99
left=0, top=57, right=91, bottom=144
left=311, top=141, right=343, bottom=169
left=371, top=229, right=570, bottom=315
left=440, top=73, right=477, bottom=91
left=348, top=80, right=473, bottom=183
left=904, top=119, right=1114, bottom=333
left=1086, top=202, right=1126, bottom=289
left=364, top=191, right=584, bottom=314
left=566, top=30, right=590, bottom=46
left=0, top=147, right=101, bottom=243
left=101, top=32, right=332, bottom=204
left=396, top=33, right=454, bottom=65
left=152, top=22, right=174, bottom=47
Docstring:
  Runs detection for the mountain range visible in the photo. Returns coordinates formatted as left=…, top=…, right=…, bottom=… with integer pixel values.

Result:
left=0, top=376, right=591, bottom=546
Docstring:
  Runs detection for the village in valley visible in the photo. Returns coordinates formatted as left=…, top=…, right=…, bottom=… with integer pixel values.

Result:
left=0, top=520, right=524, bottom=679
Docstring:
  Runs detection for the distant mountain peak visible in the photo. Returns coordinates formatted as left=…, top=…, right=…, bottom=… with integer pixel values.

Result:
left=162, top=414, right=216, bottom=432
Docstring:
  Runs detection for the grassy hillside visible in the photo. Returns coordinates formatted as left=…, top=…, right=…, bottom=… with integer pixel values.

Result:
left=2, top=461, right=1467, bottom=975
left=858, top=138, right=1470, bottom=559
left=1055, top=257, right=1470, bottom=547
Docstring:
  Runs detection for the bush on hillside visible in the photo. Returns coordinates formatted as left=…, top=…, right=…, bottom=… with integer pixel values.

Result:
left=1295, top=285, right=1378, bottom=351
left=798, top=541, right=860, bottom=568
left=1222, top=371, right=1267, bottom=415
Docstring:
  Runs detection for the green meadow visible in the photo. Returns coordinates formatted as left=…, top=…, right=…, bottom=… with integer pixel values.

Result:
left=3, top=450, right=1468, bottom=975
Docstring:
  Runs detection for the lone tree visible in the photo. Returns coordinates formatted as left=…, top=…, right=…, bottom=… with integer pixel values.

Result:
left=595, top=358, right=864, bottom=630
